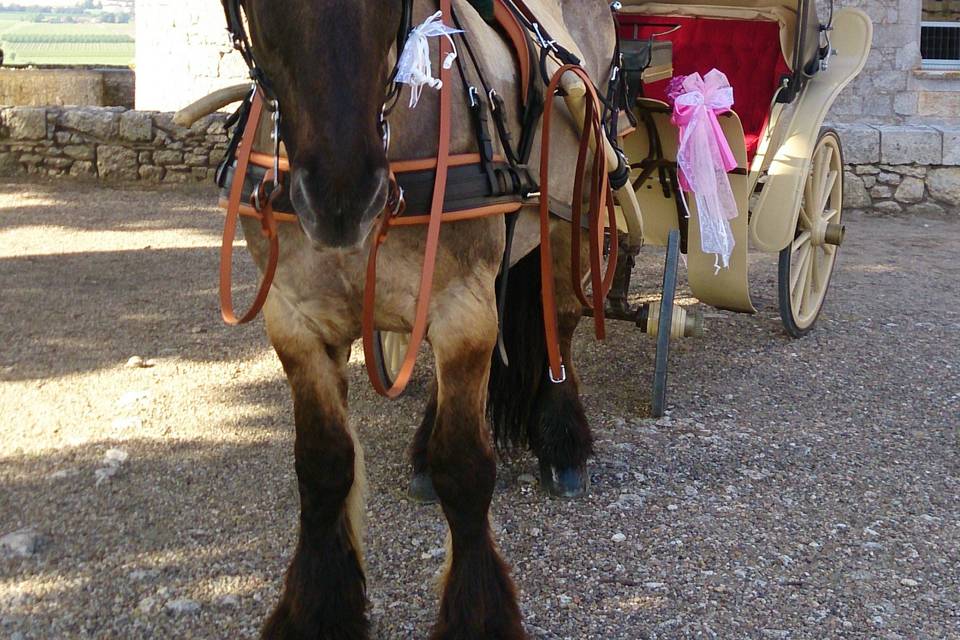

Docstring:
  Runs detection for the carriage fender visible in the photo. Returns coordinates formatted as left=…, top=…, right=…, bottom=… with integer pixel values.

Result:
left=749, top=8, right=872, bottom=253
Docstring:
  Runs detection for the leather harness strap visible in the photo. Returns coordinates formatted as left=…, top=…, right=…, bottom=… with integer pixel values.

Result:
left=537, top=64, right=617, bottom=383
left=219, top=90, right=281, bottom=326
left=360, top=0, right=456, bottom=399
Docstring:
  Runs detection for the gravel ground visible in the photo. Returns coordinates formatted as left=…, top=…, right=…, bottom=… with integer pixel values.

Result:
left=1, top=178, right=958, bottom=640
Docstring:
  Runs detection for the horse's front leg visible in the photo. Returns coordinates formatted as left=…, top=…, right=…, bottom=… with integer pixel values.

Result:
left=261, top=298, right=368, bottom=640
left=428, top=284, right=525, bottom=640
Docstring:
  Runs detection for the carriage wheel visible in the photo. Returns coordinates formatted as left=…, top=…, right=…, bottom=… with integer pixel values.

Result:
left=778, top=129, right=845, bottom=338
left=372, top=331, right=410, bottom=392
left=651, top=229, right=681, bottom=418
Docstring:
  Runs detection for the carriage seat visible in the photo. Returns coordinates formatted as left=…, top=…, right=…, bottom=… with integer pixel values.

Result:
left=617, top=14, right=791, bottom=162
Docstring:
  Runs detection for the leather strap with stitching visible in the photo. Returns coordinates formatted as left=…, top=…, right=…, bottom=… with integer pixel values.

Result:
left=219, top=90, right=281, bottom=326
left=360, top=0, right=456, bottom=398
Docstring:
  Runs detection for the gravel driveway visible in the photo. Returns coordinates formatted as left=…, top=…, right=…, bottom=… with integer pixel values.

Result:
left=1, top=178, right=958, bottom=639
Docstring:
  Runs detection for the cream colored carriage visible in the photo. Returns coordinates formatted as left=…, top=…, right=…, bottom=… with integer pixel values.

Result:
left=605, top=0, right=872, bottom=415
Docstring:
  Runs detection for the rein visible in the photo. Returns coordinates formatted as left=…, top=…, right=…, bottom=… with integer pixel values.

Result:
left=217, top=0, right=620, bottom=395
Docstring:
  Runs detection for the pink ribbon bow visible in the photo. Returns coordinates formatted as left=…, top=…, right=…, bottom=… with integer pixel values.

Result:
left=670, top=69, right=739, bottom=270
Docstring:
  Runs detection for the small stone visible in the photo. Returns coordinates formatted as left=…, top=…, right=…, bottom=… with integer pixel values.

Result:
left=69, top=161, right=96, bottom=178
left=643, top=582, right=666, bottom=590
left=104, top=448, right=129, bottom=465
left=927, top=168, right=960, bottom=206
left=517, top=473, right=536, bottom=486
left=900, top=578, right=919, bottom=587
left=877, top=172, right=900, bottom=185
left=894, top=177, right=924, bottom=203
left=843, top=173, right=870, bottom=208
left=120, top=111, right=153, bottom=142
left=154, top=150, right=185, bottom=166
left=7, top=107, right=47, bottom=140
left=530, top=527, right=541, bottom=538
left=666, top=504, right=679, bottom=511
left=873, top=201, right=902, bottom=215
left=0, top=527, right=42, bottom=558
left=125, top=355, right=145, bottom=368
left=217, top=594, right=241, bottom=608
left=137, top=596, right=157, bottom=614
left=905, top=202, right=945, bottom=217
left=97, top=145, right=138, bottom=180
left=870, top=185, right=893, bottom=199
left=557, top=594, right=573, bottom=608
left=139, top=165, right=165, bottom=182
left=165, top=598, right=201, bottom=615
left=611, top=533, right=626, bottom=543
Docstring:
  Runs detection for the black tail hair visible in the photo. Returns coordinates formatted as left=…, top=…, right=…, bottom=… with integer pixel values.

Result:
left=487, top=247, right=548, bottom=450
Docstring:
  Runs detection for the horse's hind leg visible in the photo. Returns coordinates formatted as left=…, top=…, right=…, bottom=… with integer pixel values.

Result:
left=488, top=228, right=593, bottom=499
left=428, top=292, right=525, bottom=640
left=260, top=300, right=368, bottom=640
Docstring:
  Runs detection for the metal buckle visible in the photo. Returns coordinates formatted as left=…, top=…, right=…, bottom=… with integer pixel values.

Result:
left=549, top=364, right=567, bottom=384
left=468, top=86, right=479, bottom=108
left=532, top=23, right=557, bottom=53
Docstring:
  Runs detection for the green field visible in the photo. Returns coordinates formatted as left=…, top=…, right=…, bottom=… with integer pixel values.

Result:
left=0, top=13, right=134, bottom=66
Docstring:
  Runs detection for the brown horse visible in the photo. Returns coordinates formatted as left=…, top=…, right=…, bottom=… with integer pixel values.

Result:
left=235, top=0, right=618, bottom=637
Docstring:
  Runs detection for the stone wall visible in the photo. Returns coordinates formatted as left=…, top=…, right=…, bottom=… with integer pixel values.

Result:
left=0, top=105, right=228, bottom=182
left=835, top=122, right=960, bottom=214
left=1, top=105, right=956, bottom=220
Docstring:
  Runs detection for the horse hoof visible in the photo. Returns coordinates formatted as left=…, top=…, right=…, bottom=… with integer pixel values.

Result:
left=409, top=472, right=439, bottom=504
left=539, top=462, right=590, bottom=499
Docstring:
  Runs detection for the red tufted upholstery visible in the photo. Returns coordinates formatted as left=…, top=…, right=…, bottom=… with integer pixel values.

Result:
left=618, top=15, right=790, bottom=162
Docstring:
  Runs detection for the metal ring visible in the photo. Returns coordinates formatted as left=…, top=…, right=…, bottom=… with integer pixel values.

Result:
left=549, top=364, right=567, bottom=384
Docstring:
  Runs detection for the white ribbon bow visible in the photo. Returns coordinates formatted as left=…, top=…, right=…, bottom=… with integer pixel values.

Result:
left=395, top=11, right=462, bottom=108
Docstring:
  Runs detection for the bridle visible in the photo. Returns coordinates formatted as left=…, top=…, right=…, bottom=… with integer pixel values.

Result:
left=221, top=0, right=415, bottom=164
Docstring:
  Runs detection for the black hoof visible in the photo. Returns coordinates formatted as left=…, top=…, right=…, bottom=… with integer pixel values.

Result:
left=539, top=461, right=590, bottom=499
left=409, top=472, right=439, bottom=504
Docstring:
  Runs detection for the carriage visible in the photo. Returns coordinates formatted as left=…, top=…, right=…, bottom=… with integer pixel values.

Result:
left=379, top=0, right=873, bottom=416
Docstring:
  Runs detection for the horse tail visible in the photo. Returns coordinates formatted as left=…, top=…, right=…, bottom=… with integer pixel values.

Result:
left=487, top=246, right=547, bottom=450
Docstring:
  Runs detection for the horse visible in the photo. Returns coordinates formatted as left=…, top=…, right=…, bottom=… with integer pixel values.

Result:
left=233, top=0, right=618, bottom=636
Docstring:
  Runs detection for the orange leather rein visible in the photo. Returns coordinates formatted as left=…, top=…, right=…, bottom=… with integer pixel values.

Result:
left=218, top=4, right=617, bottom=397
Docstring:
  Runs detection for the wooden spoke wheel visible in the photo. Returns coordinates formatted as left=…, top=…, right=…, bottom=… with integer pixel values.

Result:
left=778, top=128, right=845, bottom=338
left=372, top=331, right=410, bottom=391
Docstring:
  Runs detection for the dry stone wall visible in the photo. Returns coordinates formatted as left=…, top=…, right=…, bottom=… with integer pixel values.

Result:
left=0, top=106, right=228, bottom=183
left=834, top=122, right=960, bottom=215
left=1, top=105, right=957, bottom=218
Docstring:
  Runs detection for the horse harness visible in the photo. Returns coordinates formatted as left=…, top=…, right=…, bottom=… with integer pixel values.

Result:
left=217, top=0, right=630, bottom=397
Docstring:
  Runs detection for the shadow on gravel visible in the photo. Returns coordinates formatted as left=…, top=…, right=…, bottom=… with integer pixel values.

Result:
left=0, top=180, right=223, bottom=236
left=0, top=245, right=266, bottom=382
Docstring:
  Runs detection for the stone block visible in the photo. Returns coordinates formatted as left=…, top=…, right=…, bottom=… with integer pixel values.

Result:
left=184, top=153, right=208, bottom=167
left=927, top=167, right=960, bottom=206
left=154, top=150, right=184, bottom=166
left=0, top=152, right=21, bottom=176
left=878, top=172, right=900, bottom=185
left=843, top=172, right=871, bottom=209
left=63, top=145, right=95, bottom=161
left=873, top=201, right=903, bottom=215
left=6, top=107, right=47, bottom=140
left=906, top=201, right=946, bottom=217
left=44, top=157, right=73, bottom=170
left=96, top=145, right=139, bottom=180
left=871, top=184, right=894, bottom=199
left=932, top=126, right=960, bottom=166
left=119, top=111, right=153, bottom=142
left=834, top=124, right=879, bottom=164
left=69, top=161, right=96, bottom=178
left=894, top=177, right=924, bottom=203
left=60, top=109, right=119, bottom=139
left=918, top=91, right=960, bottom=119
left=879, top=126, right=942, bottom=165
left=138, top=165, right=165, bottom=182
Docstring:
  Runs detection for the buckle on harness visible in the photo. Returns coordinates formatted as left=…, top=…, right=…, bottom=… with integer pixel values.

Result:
left=549, top=364, right=567, bottom=384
